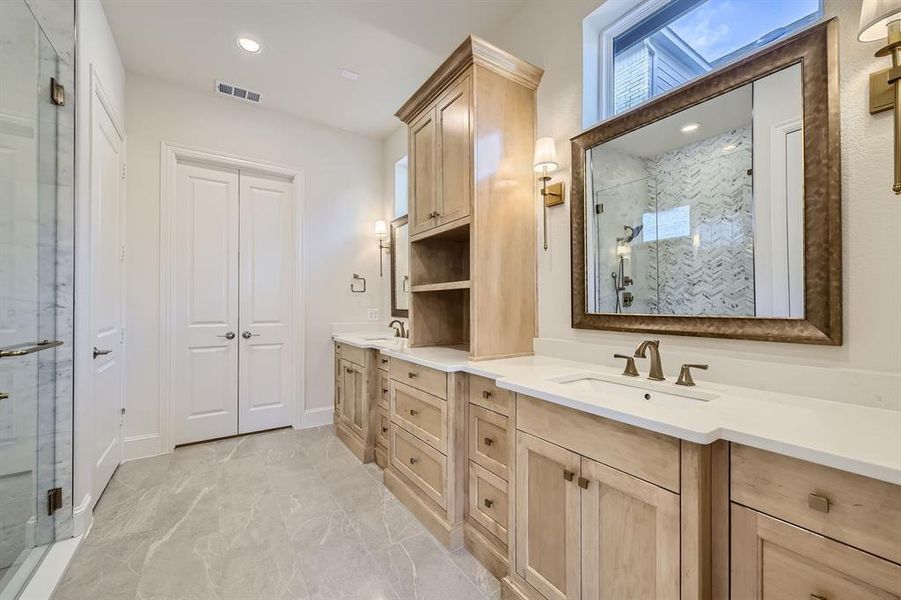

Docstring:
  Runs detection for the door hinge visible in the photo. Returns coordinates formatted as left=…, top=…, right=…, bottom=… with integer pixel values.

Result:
left=50, top=78, right=65, bottom=106
left=120, top=328, right=125, bottom=344
left=595, top=203, right=604, bottom=215
left=120, top=245, right=126, bottom=262
left=120, top=407, right=126, bottom=426
left=48, top=487, right=63, bottom=515
left=121, top=164, right=126, bottom=180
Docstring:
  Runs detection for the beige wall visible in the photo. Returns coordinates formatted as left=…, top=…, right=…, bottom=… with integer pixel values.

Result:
left=123, top=73, right=385, bottom=453
left=484, top=0, right=900, bottom=407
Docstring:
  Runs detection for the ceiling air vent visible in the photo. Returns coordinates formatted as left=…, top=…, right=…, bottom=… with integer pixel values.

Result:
left=215, top=80, right=262, bottom=104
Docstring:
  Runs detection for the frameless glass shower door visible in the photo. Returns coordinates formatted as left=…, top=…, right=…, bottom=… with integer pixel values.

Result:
left=0, top=2, right=62, bottom=596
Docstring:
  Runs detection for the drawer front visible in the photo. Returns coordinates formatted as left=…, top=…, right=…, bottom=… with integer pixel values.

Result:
left=517, top=393, right=680, bottom=493
left=469, top=404, right=510, bottom=480
left=390, top=358, right=447, bottom=399
left=337, top=343, right=366, bottom=367
left=391, top=381, right=447, bottom=453
left=731, top=444, right=901, bottom=563
left=469, top=375, right=513, bottom=416
left=391, top=425, right=447, bottom=509
left=377, top=409, right=390, bottom=447
left=378, top=371, right=390, bottom=410
left=469, top=461, right=508, bottom=544
left=377, top=352, right=390, bottom=373
left=732, top=504, right=901, bottom=599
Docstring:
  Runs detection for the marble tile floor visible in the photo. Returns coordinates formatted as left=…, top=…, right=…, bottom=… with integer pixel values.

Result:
left=52, top=426, right=499, bottom=600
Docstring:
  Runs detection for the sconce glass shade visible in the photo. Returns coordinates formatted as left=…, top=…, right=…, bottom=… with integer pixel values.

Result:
left=859, top=0, right=901, bottom=42
left=374, top=220, right=388, bottom=238
left=533, top=137, right=558, bottom=172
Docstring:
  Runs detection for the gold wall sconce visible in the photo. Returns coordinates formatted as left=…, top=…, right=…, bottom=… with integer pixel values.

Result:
left=533, top=137, right=564, bottom=251
left=375, top=220, right=390, bottom=277
left=861, top=0, right=901, bottom=193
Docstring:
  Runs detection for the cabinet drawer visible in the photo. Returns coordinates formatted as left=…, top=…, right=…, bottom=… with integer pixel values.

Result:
left=469, top=461, right=508, bottom=544
left=469, top=375, right=512, bottom=416
left=390, top=358, right=447, bottom=399
left=377, top=409, right=390, bottom=447
left=377, top=352, right=390, bottom=373
left=517, top=394, right=680, bottom=493
left=391, top=381, right=447, bottom=453
left=336, top=343, right=366, bottom=367
left=731, top=444, right=901, bottom=563
left=732, top=504, right=901, bottom=599
left=378, top=371, right=390, bottom=410
left=469, top=404, right=510, bottom=480
left=391, top=425, right=447, bottom=509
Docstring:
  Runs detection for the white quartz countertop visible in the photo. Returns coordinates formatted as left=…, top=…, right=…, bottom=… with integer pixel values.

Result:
left=332, top=333, right=901, bottom=485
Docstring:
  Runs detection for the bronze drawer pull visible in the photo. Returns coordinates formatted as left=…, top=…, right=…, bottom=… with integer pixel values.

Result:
left=808, top=493, right=830, bottom=514
left=483, top=437, right=494, bottom=447
left=409, top=457, right=418, bottom=465
left=563, top=469, right=575, bottom=482
left=578, top=477, right=590, bottom=489
left=810, top=595, right=827, bottom=600
left=382, top=388, right=389, bottom=394
left=409, top=409, right=419, bottom=417
left=381, top=426, right=388, bottom=434
left=381, top=358, right=388, bottom=364
left=408, top=372, right=418, bottom=379
left=484, top=498, right=494, bottom=509
left=345, top=368, right=353, bottom=374
left=481, top=390, right=492, bottom=399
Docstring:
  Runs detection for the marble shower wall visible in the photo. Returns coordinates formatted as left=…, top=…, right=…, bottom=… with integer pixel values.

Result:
left=646, top=126, right=754, bottom=316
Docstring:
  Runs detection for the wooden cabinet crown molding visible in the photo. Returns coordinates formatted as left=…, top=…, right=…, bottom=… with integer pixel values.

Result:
left=395, top=35, right=544, bottom=123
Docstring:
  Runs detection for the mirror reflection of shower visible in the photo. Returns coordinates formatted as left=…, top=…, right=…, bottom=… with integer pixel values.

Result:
left=611, top=224, right=643, bottom=313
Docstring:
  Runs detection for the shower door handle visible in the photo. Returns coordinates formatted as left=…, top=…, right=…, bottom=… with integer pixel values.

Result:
left=0, top=339, right=64, bottom=358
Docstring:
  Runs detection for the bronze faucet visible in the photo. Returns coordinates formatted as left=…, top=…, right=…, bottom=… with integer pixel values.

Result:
left=388, top=320, right=407, bottom=338
left=634, top=340, right=665, bottom=381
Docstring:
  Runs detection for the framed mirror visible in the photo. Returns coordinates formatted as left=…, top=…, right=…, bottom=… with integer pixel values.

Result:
left=390, top=215, right=410, bottom=318
left=571, top=19, right=841, bottom=345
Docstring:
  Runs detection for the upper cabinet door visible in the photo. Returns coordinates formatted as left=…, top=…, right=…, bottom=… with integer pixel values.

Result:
left=436, top=76, right=472, bottom=227
left=580, top=457, right=680, bottom=600
left=409, top=107, right=437, bottom=236
left=515, top=431, right=582, bottom=600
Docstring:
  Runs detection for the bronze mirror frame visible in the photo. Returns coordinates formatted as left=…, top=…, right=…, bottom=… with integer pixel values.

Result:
left=570, top=19, right=841, bottom=345
left=390, top=215, right=409, bottom=318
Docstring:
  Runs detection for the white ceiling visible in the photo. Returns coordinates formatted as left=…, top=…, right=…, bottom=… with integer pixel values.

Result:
left=101, top=0, right=526, bottom=138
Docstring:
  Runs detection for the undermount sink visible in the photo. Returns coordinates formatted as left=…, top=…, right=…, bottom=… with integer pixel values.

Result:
left=360, top=335, right=395, bottom=341
left=547, top=372, right=717, bottom=403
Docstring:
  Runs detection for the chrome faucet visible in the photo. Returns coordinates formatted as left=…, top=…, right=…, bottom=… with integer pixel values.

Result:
left=388, top=320, right=407, bottom=338
left=634, top=340, right=665, bottom=381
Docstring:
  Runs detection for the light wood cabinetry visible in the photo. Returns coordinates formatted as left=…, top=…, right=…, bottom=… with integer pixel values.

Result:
left=332, top=342, right=377, bottom=463
left=396, top=36, right=542, bottom=360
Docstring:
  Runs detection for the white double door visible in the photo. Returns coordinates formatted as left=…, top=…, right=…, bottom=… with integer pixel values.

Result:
left=172, top=162, right=295, bottom=446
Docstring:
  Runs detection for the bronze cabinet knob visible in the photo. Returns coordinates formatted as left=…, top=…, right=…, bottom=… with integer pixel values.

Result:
left=481, top=390, right=492, bottom=399
left=563, top=469, right=575, bottom=482
left=484, top=498, right=494, bottom=508
left=408, top=372, right=418, bottom=379
left=808, top=493, right=830, bottom=513
left=409, top=409, right=418, bottom=417
left=483, top=437, right=494, bottom=447
left=578, top=477, right=590, bottom=489
left=409, top=457, right=418, bottom=465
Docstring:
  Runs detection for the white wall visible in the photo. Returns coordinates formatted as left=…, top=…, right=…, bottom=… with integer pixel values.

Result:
left=74, top=0, right=125, bottom=531
left=382, top=126, right=408, bottom=321
left=485, top=0, right=901, bottom=408
left=123, top=73, right=384, bottom=456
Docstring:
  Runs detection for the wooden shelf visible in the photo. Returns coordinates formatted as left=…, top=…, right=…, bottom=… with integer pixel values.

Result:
left=411, top=280, right=471, bottom=293
left=410, top=216, right=470, bottom=243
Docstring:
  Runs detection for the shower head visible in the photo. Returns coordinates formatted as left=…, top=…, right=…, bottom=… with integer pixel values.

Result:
left=622, top=224, right=643, bottom=243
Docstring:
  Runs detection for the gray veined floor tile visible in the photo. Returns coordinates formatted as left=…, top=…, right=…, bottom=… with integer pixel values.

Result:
left=53, top=427, right=499, bottom=600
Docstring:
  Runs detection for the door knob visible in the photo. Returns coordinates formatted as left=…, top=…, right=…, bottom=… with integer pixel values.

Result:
left=241, top=331, right=258, bottom=339
left=93, top=347, right=112, bottom=359
left=217, top=331, right=236, bottom=340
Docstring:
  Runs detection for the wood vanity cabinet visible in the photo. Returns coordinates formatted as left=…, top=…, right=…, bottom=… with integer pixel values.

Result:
left=396, top=36, right=542, bottom=360
left=332, top=342, right=377, bottom=463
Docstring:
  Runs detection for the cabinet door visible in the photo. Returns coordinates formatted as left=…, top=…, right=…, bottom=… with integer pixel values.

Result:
left=349, top=362, right=366, bottom=436
left=340, top=359, right=355, bottom=428
left=409, top=107, right=437, bottom=236
left=435, top=76, right=471, bottom=226
left=580, top=457, right=680, bottom=600
left=515, top=431, right=582, bottom=600
left=732, top=504, right=901, bottom=599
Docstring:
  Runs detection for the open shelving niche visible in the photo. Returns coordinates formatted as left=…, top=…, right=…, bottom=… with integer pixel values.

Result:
left=410, top=217, right=471, bottom=350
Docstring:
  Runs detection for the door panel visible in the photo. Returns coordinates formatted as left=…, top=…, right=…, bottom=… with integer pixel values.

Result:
left=436, top=77, right=471, bottom=226
left=515, top=431, right=581, bottom=600
left=238, top=174, right=293, bottom=433
left=409, top=108, right=436, bottom=235
left=173, top=163, right=239, bottom=445
left=580, top=456, right=680, bottom=600
left=90, top=93, right=124, bottom=502
left=340, top=359, right=355, bottom=428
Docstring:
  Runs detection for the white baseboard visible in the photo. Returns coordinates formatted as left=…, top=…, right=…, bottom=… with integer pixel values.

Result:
left=71, top=493, right=93, bottom=537
left=123, top=433, right=163, bottom=462
left=17, top=535, right=83, bottom=600
left=299, top=406, right=333, bottom=429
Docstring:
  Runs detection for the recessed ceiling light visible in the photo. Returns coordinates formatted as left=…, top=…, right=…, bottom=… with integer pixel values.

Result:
left=237, top=37, right=261, bottom=54
left=340, top=68, right=360, bottom=81
left=680, top=122, right=701, bottom=133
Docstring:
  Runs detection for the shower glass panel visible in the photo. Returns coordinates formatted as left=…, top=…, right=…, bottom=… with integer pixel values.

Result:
left=0, top=2, right=61, bottom=596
